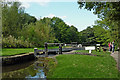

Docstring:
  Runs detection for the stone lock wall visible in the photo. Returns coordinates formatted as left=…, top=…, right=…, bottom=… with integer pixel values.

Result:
left=2, top=53, right=36, bottom=66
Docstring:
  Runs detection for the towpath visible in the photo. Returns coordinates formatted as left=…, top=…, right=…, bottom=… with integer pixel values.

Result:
left=110, top=51, right=119, bottom=71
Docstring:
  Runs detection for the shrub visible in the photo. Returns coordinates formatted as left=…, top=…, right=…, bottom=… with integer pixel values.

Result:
left=2, top=35, right=34, bottom=48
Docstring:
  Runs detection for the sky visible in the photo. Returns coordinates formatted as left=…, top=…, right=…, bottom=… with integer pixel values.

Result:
left=19, top=0, right=99, bottom=31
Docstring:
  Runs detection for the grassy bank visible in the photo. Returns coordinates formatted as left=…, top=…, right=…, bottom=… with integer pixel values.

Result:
left=2, top=48, right=34, bottom=56
left=47, top=51, right=118, bottom=78
left=1, top=46, right=59, bottom=56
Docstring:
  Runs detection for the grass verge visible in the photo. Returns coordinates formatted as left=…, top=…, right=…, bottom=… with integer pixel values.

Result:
left=2, top=47, right=59, bottom=56
left=47, top=51, right=118, bottom=78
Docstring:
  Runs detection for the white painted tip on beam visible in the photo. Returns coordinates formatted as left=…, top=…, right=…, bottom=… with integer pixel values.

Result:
left=85, top=46, right=95, bottom=53
left=96, top=44, right=100, bottom=46
left=85, top=46, right=95, bottom=50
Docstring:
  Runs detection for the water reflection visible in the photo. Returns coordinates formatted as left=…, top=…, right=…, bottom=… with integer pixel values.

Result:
left=2, top=57, right=48, bottom=79
left=2, top=60, right=35, bottom=73
left=26, top=69, right=46, bottom=78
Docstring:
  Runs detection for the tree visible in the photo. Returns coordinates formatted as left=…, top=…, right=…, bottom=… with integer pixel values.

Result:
left=93, top=25, right=109, bottom=46
left=41, top=17, right=79, bottom=43
left=2, top=2, right=22, bottom=37
left=2, top=1, right=37, bottom=37
left=79, top=26, right=95, bottom=45
left=22, top=20, right=55, bottom=47
left=78, top=1, right=120, bottom=47
left=66, top=25, right=79, bottom=43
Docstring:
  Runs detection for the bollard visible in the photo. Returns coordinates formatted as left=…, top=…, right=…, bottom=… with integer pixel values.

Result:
left=59, top=44, right=62, bottom=54
left=34, top=48, right=38, bottom=56
left=45, top=42, right=48, bottom=57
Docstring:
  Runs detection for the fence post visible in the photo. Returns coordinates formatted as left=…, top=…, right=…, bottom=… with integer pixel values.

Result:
left=45, top=42, right=48, bottom=57
left=59, top=44, right=62, bottom=54
left=34, top=48, right=38, bottom=56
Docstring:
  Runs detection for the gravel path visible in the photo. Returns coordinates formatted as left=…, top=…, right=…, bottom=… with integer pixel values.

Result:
left=110, top=51, right=120, bottom=71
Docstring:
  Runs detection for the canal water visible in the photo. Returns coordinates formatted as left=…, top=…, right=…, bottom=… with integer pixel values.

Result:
left=2, top=55, right=56, bottom=79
